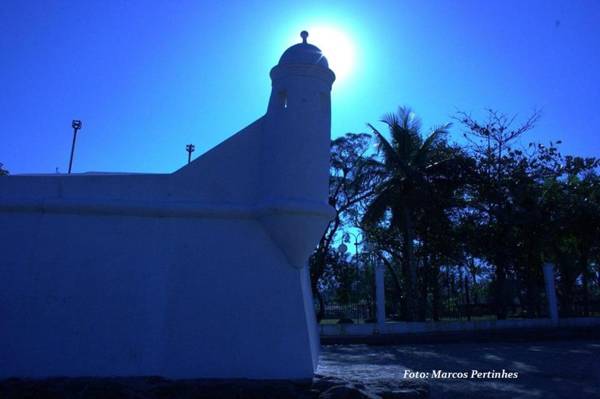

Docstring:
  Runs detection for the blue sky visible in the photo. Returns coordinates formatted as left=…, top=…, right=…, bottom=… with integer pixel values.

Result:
left=1, top=0, right=599, bottom=174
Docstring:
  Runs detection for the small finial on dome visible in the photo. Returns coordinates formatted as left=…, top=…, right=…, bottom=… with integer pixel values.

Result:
left=300, top=30, right=308, bottom=44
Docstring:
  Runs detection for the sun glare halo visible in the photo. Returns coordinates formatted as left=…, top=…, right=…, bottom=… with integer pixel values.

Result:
left=289, top=25, right=356, bottom=85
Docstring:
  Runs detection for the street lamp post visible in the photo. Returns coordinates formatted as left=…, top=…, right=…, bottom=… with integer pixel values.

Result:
left=68, top=120, right=83, bottom=174
left=347, top=231, right=361, bottom=265
left=186, top=144, right=195, bottom=164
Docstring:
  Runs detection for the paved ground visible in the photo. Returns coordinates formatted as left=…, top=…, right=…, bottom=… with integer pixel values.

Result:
left=3, top=339, right=599, bottom=398
left=318, top=339, right=600, bottom=398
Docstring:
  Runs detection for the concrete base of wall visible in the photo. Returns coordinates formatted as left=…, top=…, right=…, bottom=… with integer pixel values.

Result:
left=320, top=317, right=600, bottom=345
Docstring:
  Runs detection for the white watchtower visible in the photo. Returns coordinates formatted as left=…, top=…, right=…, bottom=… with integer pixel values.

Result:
left=264, top=30, right=335, bottom=202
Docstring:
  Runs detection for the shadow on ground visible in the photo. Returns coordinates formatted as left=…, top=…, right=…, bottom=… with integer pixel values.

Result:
left=318, top=339, right=600, bottom=399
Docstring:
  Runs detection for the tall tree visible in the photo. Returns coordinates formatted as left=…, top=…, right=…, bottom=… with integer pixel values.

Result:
left=310, top=133, right=380, bottom=321
left=457, top=109, right=541, bottom=319
left=362, top=106, right=455, bottom=321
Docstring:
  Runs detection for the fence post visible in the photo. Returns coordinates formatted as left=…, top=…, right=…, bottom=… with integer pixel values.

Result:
left=543, top=262, right=559, bottom=325
left=375, top=262, right=386, bottom=331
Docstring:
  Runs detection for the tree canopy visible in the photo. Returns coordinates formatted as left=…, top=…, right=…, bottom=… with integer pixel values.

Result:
left=311, top=108, right=600, bottom=322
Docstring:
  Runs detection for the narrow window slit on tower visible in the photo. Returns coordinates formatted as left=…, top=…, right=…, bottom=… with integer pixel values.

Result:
left=279, top=90, right=288, bottom=108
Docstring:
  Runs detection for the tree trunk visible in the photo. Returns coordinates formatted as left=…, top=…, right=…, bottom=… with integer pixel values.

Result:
left=417, top=257, right=430, bottom=321
left=463, top=269, right=471, bottom=321
left=401, top=207, right=419, bottom=321
left=449, top=269, right=456, bottom=318
left=581, top=249, right=590, bottom=317
left=379, top=255, right=404, bottom=320
left=524, top=249, right=540, bottom=318
left=431, top=264, right=441, bottom=321
left=494, top=253, right=508, bottom=320
left=555, top=248, right=575, bottom=317
left=313, top=282, right=325, bottom=322
left=309, top=242, right=329, bottom=322
left=469, top=258, right=478, bottom=305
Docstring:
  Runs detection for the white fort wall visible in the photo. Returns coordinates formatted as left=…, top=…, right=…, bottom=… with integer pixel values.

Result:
left=1, top=211, right=317, bottom=378
left=0, top=34, right=335, bottom=379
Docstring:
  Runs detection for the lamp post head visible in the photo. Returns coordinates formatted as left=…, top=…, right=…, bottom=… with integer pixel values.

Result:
left=72, top=120, right=82, bottom=130
left=186, top=144, right=195, bottom=153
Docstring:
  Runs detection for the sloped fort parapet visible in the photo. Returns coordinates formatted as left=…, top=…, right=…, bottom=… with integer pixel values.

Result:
left=0, top=32, right=335, bottom=379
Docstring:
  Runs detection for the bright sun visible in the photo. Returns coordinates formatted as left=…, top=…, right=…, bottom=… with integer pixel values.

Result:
left=291, top=25, right=356, bottom=84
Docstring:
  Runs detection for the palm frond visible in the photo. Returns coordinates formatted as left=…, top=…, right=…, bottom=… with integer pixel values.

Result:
left=387, top=107, right=423, bottom=163
left=381, top=112, right=399, bottom=128
left=368, top=123, right=400, bottom=168
left=398, top=106, right=422, bottom=132
left=414, top=123, right=452, bottom=167
left=361, top=184, right=394, bottom=227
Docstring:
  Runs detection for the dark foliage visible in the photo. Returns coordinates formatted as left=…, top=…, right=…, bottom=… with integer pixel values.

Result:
left=311, top=108, right=600, bottom=322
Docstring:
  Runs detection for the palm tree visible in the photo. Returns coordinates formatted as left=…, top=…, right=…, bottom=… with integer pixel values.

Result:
left=362, top=107, right=453, bottom=321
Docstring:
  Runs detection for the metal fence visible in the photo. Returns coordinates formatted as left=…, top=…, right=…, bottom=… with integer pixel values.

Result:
left=317, top=299, right=600, bottom=324
left=321, top=302, right=376, bottom=323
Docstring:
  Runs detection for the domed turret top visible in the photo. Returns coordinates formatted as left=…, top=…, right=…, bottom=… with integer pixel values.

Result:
left=278, top=31, right=329, bottom=68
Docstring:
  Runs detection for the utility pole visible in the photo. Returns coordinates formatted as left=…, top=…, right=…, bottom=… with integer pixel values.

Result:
left=68, top=120, right=83, bottom=174
left=186, top=144, right=195, bottom=164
